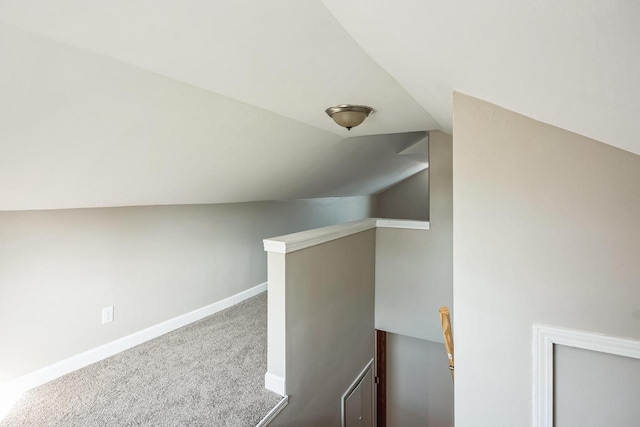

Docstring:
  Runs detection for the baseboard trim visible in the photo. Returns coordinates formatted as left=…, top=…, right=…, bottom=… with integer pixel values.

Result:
left=264, top=372, right=286, bottom=396
left=256, top=395, right=289, bottom=427
left=1, top=282, right=268, bottom=396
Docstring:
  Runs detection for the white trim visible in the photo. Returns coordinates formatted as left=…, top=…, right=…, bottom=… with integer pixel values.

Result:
left=1, top=282, right=268, bottom=397
left=375, top=219, right=430, bottom=229
left=341, top=358, right=374, bottom=427
left=533, top=324, right=640, bottom=427
left=256, top=396, right=289, bottom=427
left=264, top=372, right=286, bottom=396
left=263, top=218, right=429, bottom=254
left=263, top=219, right=376, bottom=254
left=263, top=239, right=288, bottom=253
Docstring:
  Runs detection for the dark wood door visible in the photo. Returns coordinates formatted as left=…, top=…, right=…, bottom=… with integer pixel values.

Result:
left=375, top=329, right=387, bottom=427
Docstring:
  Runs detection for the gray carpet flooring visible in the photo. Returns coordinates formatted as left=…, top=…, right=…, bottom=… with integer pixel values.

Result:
left=1, top=293, right=283, bottom=427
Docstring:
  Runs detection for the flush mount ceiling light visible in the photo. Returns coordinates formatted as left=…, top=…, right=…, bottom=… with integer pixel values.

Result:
left=325, top=104, right=374, bottom=130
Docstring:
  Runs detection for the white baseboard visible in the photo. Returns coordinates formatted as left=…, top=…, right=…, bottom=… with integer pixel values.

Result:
left=264, top=372, right=286, bottom=396
left=1, top=282, right=268, bottom=397
left=256, top=395, right=289, bottom=427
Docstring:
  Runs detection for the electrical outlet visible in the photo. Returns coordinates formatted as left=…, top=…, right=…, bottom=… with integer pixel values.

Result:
left=102, top=306, right=114, bottom=324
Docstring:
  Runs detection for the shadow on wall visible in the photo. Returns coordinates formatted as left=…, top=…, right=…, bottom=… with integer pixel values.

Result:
left=386, top=333, right=454, bottom=427
left=264, top=130, right=453, bottom=426
left=375, top=134, right=429, bottom=221
left=375, top=130, right=453, bottom=427
left=293, top=131, right=430, bottom=201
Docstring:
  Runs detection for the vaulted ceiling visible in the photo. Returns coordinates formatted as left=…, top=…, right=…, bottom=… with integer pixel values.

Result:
left=323, top=0, right=640, bottom=156
left=1, top=0, right=638, bottom=210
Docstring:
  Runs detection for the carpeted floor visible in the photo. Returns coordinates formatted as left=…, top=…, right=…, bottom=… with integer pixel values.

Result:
left=1, top=292, right=283, bottom=427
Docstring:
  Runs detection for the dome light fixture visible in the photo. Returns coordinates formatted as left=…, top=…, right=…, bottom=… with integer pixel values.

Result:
left=325, top=104, right=374, bottom=130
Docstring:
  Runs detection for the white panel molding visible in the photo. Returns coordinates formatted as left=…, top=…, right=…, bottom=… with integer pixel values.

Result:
left=256, top=396, right=289, bottom=427
left=341, top=358, right=374, bottom=427
left=1, top=282, right=268, bottom=398
left=264, top=372, right=286, bottom=397
left=264, top=218, right=430, bottom=253
left=533, top=324, right=640, bottom=427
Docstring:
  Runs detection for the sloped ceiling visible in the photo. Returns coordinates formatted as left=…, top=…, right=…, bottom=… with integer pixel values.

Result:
left=0, top=1, right=433, bottom=210
left=0, top=0, right=438, bottom=136
left=322, top=0, right=640, bottom=156
left=2, top=1, right=637, bottom=210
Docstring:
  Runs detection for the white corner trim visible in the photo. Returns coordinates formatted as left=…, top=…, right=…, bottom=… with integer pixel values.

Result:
left=375, top=219, right=430, bottom=229
left=265, top=372, right=286, bottom=396
left=533, top=324, right=640, bottom=427
left=263, top=239, right=287, bottom=253
left=256, top=395, right=289, bottom=427
left=263, top=218, right=430, bottom=253
left=1, top=282, right=268, bottom=397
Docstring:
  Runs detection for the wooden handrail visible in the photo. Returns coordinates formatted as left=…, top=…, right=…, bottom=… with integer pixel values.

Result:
left=439, top=306, right=454, bottom=382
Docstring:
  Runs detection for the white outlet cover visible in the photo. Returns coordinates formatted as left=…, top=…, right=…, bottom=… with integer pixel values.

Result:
left=102, top=306, right=114, bottom=324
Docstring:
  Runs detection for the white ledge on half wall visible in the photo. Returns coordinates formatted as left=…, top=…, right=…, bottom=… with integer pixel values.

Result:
left=263, top=218, right=430, bottom=254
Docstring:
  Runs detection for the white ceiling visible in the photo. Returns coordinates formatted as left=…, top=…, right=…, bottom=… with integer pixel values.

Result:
left=322, top=0, right=640, bottom=156
left=0, top=0, right=437, bottom=136
left=0, top=22, right=428, bottom=210
left=0, top=1, right=435, bottom=210
left=1, top=0, right=638, bottom=210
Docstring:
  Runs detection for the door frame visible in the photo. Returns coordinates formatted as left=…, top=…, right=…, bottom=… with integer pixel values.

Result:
left=375, top=329, right=387, bottom=427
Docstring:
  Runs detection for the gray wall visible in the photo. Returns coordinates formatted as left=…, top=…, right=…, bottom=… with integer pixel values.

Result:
left=555, top=346, right=640, bottom=426
left=374, top=131, right=454, bottom=427
left=375, top=131, right=453, bottom=342
left=0, top=196, right=374, bottom=382
left=376, top=169, right=429, bottom=221
left=453, top=92, right=640, bottom=425
left=387, top=333, right=454, bottom=427
left=272, top=230, right=376, bottom=427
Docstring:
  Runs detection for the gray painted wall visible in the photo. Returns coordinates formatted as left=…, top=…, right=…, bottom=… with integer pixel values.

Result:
left=0, top=196, right=374, bottom=382
left=554, top=346, right=640, bottom=426
left=272, top=230, right=376, bottom=427
left=376, top=169, right=429, bottom=221
left=375, top=131, right=453, bottom=342
left=387, top=333, right=454, bottom=427
left=453, top=92, right=640, bottom=425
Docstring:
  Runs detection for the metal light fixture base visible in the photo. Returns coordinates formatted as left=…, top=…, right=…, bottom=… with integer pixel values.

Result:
left=325, top=104, right=374, bottom=130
